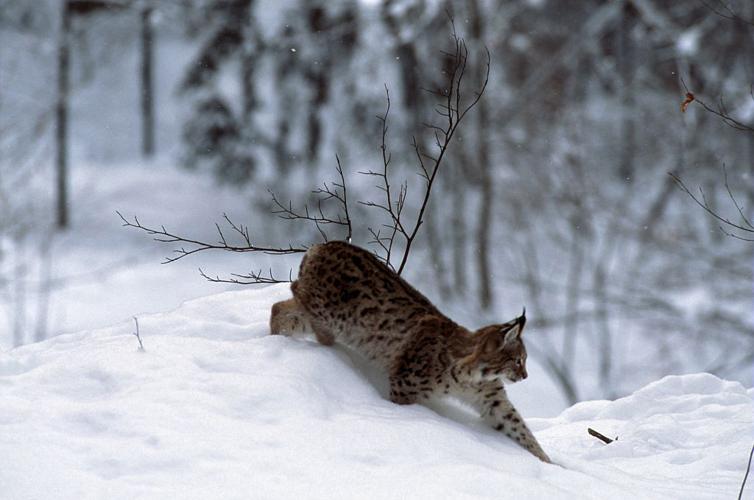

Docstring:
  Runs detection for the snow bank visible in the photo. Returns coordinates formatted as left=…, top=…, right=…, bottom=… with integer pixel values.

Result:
left=1, top=286, right=751, bottom=500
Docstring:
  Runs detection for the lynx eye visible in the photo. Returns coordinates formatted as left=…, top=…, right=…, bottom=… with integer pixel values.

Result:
left=515, top=359, right=522, bottom=367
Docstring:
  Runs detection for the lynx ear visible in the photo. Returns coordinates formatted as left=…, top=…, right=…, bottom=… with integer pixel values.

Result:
left=502, top=308, right=526, bottom=345
left=502, top=324, right=522, bottom=345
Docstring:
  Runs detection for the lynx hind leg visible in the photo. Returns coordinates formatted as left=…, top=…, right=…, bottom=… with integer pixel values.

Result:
left=310, top=317, right=335, bottom=346
left=269, top=298, right=335, bottom=346
left=270, top=298, right=311, bottom=336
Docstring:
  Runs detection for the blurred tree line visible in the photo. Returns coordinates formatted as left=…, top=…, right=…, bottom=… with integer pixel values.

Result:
left=1, top=0, right=752, bottom=402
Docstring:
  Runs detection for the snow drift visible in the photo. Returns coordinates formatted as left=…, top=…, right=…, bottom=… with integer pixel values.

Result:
left=1, top=286, right=751, bottom=499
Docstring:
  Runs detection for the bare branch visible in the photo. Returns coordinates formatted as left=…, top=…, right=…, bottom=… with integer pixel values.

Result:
left=739, top=442, right=754, bottom=500
left=722, top=164, right=753, bottom=229
left=680, top=78, right=754, bottom=133
left=117, top=211, right=306, bottom=264
left=669, top=171, right=754, bottom=241
left=361, top=20, right=490, bottom=275
left=132, top=316, right=144, bottom=351
left=335, top=155, right=353, bottom=242
left=700, top=0, right=754, bottom=26
left=268, top=158, right=353, bottom=243
left=395, top=27, right=490, bottom=275
left=198, top=267, right=293, bottom=285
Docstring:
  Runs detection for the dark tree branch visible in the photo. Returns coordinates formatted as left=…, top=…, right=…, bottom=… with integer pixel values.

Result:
left=269, top=157, right=353, bottom=243
left=358, top=86, right=404, bottom=271
left=680, top=79, right=754, bottom=133
left=118, top=211, right=305, bottom=284
left=118, top=211, right=307, bottom=263
left=739, top=442, right=754, bottom=500
left=669, top=167, right=754, bottom=242
left=199, top=267, right=293, bottom=285
left=360, top=21, right=490, bottom=274
left=700, top=0, right=754, bottom=27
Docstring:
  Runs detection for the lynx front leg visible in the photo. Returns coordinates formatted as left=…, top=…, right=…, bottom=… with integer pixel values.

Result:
left=467, top=381, right=551, bottom=463
left=388, top=360, right=434, bottom=405
left=270, top=298, right=311, bottom=336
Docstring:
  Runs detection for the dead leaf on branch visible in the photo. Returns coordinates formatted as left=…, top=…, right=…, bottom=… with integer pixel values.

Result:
left=681, top=92, right=695, bottom=113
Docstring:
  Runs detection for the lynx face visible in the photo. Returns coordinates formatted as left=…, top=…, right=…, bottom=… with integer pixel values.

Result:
left=470, top=313, right=528, bottom=384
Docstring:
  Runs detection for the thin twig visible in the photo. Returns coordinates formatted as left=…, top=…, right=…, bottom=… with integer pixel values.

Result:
left=132, top=316, right=144, bottom=351
left=396, top=30, right=490, bottom=275
left=680, top=78, right=754, bottom=133
left=117, top=211, right=306, bottom=263
left=700, top=0, right=754, bottom=26
left=360, top=19, right=490, bottom=275
left=669, top=171, right=754, bottom=241
left=118, top=211, right=305, bottom=284
left=359, top=85, right=402, bottom=270
left=198, top=267, right=293, bottom=285
left=269, top=158, right=353, bottom=243
left=739, top=442, right=754, bottom=500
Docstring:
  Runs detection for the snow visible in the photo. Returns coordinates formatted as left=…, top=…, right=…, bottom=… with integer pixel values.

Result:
left=0, top=158, right=275, bottom=343
left=1, top=286, right=751, bottom=500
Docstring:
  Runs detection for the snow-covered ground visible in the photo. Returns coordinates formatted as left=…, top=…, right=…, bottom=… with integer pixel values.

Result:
left=2, top=286, right=751, bottom=500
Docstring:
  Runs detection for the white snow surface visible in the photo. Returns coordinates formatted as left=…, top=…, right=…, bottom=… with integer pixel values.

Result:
left=1, top=286, right=752, bottom=500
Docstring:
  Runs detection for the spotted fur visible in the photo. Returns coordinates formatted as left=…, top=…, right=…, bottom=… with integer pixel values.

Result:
left=269, top=241, right=550, bottom=462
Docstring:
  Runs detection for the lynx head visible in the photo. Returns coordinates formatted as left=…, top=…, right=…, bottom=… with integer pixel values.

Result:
left=465, top=309, right=528, bottom=384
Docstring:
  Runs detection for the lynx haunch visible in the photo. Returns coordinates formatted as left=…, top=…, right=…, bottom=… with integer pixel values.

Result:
left=270, top=241, right=550, bottom=462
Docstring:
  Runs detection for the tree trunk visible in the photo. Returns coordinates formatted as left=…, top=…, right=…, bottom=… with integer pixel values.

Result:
left=305, top=6, right=330, bottom=164
left=617, top=3, right=635, bottom=182
left=451, top=162, right=467, bottom=293
left=594, top=262, right=612, bottom=396
left=34, top=243, right=53, bottom=343
left=237, top=0, right=258, bottom=175
left=240, top=41, right=255, bottom=127
left=56, top=1, right=71, bottom=230
left=745, top=3, right=754, bottom=207
left=467, top=0, right=493, bottom=310
left=380, top=0, right=420, bottom=136
left=562, top=230, right=583, bottom=369
left=424, top=197, right=452, bottom=301
left=240, top=0, right=258, bottom=128
left=140, top=6, right=155, bottom=158
left=13, top=241, right=26, bottom=347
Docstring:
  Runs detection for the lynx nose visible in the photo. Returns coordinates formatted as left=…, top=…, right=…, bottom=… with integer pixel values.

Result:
left=520, top=368, right=528, bottom=380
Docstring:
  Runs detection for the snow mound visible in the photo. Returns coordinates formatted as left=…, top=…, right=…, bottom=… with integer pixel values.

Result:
left=1, top=286, right=751, bottom=500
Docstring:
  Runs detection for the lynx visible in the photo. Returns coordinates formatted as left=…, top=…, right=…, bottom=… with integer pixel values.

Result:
left=269, top=241, right=550, bottom=463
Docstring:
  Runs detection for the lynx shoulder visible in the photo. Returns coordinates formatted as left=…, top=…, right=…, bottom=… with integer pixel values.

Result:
left=269, top=241, right=550, bottom=463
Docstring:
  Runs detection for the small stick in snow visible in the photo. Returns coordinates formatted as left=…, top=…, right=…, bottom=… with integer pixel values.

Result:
left=132, top=316, right=145, bottom=351
left=738, top=442, right=754, bottom=500
left=587, top=427, right=616, bottom=444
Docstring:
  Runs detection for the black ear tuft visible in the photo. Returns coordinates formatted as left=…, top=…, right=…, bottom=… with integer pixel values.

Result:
left=517, top=307, right=526, bottom=328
